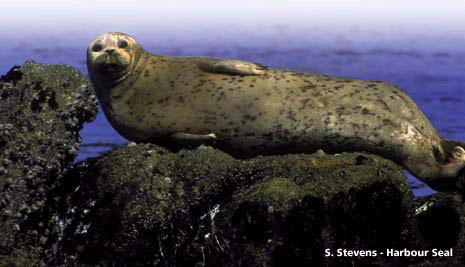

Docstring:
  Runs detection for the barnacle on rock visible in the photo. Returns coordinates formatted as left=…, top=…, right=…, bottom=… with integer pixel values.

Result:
left=0, top=61, right=98, bottom=266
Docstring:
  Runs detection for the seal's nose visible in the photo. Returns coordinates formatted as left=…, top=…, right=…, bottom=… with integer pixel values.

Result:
left=106, top=48, right=115, bottom=55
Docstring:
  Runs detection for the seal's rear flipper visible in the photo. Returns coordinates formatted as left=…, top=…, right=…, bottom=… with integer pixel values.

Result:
left=407, top=140, right=465, bottom=191
left=428, top=144, right=465, bottom=191
left=441, top=139, right=465, bottom=156
left=439, top=146, right=465, bottom=178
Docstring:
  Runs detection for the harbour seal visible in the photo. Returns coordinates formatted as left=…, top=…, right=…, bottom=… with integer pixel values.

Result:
left=87, top=32, right=465, bottom=191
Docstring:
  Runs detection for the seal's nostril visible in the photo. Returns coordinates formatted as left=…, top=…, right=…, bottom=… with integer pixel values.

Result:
left=106, top=48, right=115, bottom=55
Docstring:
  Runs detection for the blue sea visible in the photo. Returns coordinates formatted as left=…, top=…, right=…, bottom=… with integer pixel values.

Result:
left=1, top=1, right=465, bottom=196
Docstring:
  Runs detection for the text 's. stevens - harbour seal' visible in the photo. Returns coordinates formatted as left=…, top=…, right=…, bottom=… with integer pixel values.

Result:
left=87, top=32, right=465, bottom=191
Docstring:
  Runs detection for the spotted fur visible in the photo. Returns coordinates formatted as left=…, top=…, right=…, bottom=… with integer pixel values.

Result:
left=87, top=32, right=465, bottom=191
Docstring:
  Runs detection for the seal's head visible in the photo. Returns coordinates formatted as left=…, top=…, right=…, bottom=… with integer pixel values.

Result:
left=87, top=32, right=142, bottom=86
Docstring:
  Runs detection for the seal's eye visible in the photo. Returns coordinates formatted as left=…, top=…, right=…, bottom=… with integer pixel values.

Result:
left=118, top=40, right=128, bottom=49
left=92, top=43, right=103, bottom=52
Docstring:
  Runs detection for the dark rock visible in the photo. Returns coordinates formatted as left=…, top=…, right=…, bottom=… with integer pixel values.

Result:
left=0, top=61, right=98, bottom=266
left=412, top=193, right=465, bottom=266
left=213, top=154, right=418, bottom=267
left=55, top=144, right=418, bottom=266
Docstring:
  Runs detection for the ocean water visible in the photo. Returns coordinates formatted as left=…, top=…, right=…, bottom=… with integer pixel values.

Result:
left=1, top=2, right=465, bottom=196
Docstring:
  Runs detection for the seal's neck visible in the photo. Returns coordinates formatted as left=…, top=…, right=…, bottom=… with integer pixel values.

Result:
left=108, top=51, right=149, bottom=99
left=111, top=70, right=132, bottom=85
left=108, top=49, right=145, bottom=87
left=91, top=49, right=143, bottom=94
left=89, top=50, right=148, bottom=115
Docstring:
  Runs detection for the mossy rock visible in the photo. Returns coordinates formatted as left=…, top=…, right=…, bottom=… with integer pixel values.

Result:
left=213, top=154, right=418, bottom=267
left=56, top=144, right=419, bottom=266
left=0, top=61, right=98, bottom=266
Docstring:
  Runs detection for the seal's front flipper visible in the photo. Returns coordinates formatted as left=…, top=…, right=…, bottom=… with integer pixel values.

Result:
left=197, top=58, right=267, bottom=75
left=169, top=132, right=217, bottom=146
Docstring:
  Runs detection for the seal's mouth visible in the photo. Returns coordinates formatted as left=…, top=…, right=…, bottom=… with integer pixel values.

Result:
left=92, top=54, right=129, bottom=74
left=99, top=63, right=126, bottom=73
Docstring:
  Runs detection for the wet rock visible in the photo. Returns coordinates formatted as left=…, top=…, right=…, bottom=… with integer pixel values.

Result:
left=56, top=144, right=418, bottom=266
left=213, top=154, right=418, bottom=267
left=412, top=193, right=465, bottom=266
left=0, top=61, right=98, bottom=266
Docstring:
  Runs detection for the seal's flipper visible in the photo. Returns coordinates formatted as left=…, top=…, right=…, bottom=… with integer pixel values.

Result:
left=451, top=146, right=465, bottom=160
left=416, top=145, right=465, bottom=191
left=197, top=59, right=267, bottom=75
left=440, top=146, right=465, bottom=178
left=169, top=132, right=217, bottom=145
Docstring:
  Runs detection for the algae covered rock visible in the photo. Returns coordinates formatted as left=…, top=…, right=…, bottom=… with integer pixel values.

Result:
left=56, top=144, right=417, bottom=266
left=56, top=145, right=243, bottom=266
left=0, top=61, right=98, bottom=266
left=212, top=153, right=418, bottom=267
